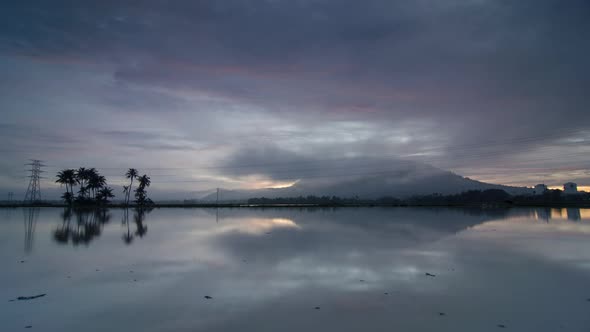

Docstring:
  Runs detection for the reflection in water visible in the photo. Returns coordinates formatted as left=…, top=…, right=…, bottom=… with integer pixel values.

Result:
left=566, top=208, right=581, bottom=221
left=535, top=207, right=552, bottom=222
left=54, top=208, right=112, bottom=246
left=54, top=207, right=153, bottom=247
left=121, top=208, right=152, bottom=245
left=23, top=208, right=39, bottom=254
left=2, top=207, right=590, bottom=332
left=532, top=207, right=585, bottom=222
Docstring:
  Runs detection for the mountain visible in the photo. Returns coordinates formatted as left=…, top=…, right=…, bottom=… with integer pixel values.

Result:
left=201, top=161, right=531, bottom=202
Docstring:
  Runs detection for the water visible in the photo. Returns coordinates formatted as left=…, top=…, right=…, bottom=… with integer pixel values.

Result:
left=1, top=207, right=590, bottom=331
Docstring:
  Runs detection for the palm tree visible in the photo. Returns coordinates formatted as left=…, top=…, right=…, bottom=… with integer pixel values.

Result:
left=134, top=174, right=151, bottom=206
left=56, top=170, right=70, bottom=194
left=88, top=173, right=106, bottom=200
left=56, top=169, right=77, bottom=204
left=123, top=186, right=129, bottom=203
left=64, top=169, right=77, bottom=196
left=137, top=174, right=151, bottom=188
left=61, top=192, right=74, bottom=205
left=86, top=168, right=100, bottom=199
left=125, top=168, right=138, bottom=206
left=96, top=187, right=115, bottom=204
left=76, top=167, right=89, bottom=199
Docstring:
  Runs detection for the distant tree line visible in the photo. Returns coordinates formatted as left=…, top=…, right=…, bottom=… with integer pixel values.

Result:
left=406, top=189, right=512, bottom=205
left=247, top=189, right=590, bottom=206
left=247, top=195, right=401, bottom=205
left=511, top=189, right=590, bottom=205
left=56, top=167, right=152, bottom=206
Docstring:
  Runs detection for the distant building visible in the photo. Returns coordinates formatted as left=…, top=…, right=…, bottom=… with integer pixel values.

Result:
left=532, top=184, right=548, bottom=195
left=563, top=182, right=578, bottom=194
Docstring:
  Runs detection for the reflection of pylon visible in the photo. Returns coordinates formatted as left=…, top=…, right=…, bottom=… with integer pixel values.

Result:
left=23, top=208, right=39, bottom=254
left=24, top=160, right=45, bottom=203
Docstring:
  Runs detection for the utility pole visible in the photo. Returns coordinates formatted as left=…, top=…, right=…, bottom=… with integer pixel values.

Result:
left=8, top=192, right=14, bottom=202
left=24, top=160, right=45, bottom=203
left=216, top=188, right=220, bottom=205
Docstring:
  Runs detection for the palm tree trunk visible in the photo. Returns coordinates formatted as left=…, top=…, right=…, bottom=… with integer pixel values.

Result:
left=127, top=177, right=134, bottom=206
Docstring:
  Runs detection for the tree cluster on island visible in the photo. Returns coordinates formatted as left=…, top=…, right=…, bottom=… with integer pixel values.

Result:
left=56, top=167, right=152, bottom=206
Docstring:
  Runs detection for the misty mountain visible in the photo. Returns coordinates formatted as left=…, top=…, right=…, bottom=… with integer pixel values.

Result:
left=202, top=161, right=531, bottom=202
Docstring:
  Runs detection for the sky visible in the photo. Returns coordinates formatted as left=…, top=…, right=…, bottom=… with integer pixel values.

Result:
left=1, top=0, right=590, bottom=199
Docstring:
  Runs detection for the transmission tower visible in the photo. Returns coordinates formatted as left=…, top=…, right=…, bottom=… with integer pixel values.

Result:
left=24, top=160, right=45, bottom=203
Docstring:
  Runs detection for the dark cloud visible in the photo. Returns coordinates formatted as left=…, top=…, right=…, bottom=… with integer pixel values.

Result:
left=1, top=0, right=589, bottom=195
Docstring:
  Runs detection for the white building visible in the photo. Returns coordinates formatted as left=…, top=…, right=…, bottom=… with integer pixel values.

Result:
left=563, top=182, right=578, bottom=194
left=532, top=184, right=548, bottom=195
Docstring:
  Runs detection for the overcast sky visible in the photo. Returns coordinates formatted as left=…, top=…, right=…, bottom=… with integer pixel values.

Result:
left=1, top=0, right=589, bottom=198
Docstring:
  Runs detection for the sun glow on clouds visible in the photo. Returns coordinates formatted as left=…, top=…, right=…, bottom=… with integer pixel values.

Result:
left=548, top=186, right=590, bottom=192
left=236, top=175, right=299, bottom=189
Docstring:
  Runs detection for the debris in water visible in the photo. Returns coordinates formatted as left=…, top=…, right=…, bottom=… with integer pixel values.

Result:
left=204, top=296, right=213, bottom=299
left=425, top=273, right=436, bottom=277
left=16, top=294, right=46, bottom=301
left=359, top=279, right=365, bottom=282
left=384, top=292, right=388, bottom=295
left=497, top=324, right=506, bottom=328
left=314, top=306, right=320, bottom=310
left=25, top=326, right=32, bottom=329
left=20, top=260, right=25, bottom=263
left=439, top=312, right=446, bottom=316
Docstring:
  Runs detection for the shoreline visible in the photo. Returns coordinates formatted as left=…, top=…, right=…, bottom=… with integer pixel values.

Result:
left=1, top=202, right=590, bottom=209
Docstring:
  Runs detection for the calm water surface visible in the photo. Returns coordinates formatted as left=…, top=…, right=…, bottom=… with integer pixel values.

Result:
left=1, top=207, right=590, bottom=331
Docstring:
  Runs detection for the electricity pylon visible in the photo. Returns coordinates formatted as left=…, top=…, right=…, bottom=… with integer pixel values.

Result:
left=24, top=160, right=45, bottom=203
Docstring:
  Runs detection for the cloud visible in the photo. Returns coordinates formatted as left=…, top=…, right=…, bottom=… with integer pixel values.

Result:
left=1, top=0, right=589, bottom=196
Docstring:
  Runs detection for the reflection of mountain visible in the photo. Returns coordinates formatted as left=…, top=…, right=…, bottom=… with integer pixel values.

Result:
left=209, top=208, right=535, bottom=264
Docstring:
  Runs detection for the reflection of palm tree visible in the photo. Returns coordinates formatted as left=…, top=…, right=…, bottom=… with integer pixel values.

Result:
left=134, top=208, right=148, bottom=238
left=52, top=208, right=111, bottom=246
left=122, top=208, right=133, bottom=245
left=54, top=207, right=72, bottom=243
